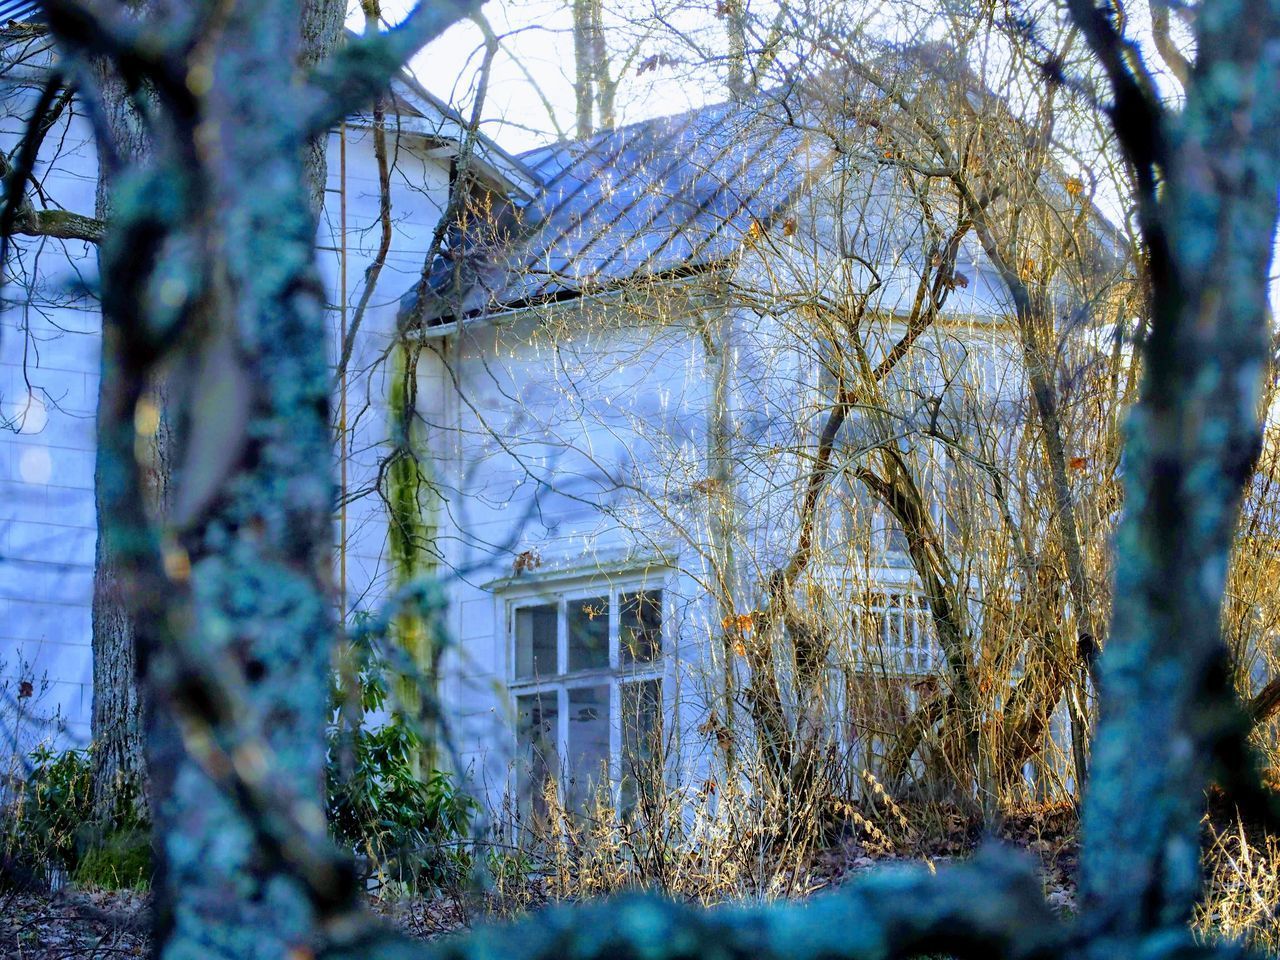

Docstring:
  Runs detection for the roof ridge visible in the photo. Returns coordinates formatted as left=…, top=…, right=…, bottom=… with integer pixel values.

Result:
left=516, top=96, right=743, bottom=162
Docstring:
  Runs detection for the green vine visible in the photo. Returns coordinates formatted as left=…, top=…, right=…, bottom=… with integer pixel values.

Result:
left=386, top=339, right=439, bottom=774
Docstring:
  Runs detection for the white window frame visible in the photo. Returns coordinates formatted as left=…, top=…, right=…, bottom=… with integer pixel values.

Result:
left=506, top=575, right=666, bottom=811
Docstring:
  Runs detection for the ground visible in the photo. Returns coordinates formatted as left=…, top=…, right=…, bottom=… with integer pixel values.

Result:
left=0, top=804, right=1085, bottom=958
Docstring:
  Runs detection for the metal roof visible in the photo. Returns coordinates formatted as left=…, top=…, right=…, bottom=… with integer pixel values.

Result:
left=0, top=1, right=39, bottom=24
left=408, top=93, right=832, bottom=324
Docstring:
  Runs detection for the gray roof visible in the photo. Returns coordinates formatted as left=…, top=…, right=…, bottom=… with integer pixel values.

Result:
left=409, top=94, right=831, bottom=323
left=0, top=1, right=38, bottom=24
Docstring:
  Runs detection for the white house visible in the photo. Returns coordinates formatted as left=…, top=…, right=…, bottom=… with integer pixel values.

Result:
left=389, top=75, right=1112, bottom=814
left=3, top=17, right=1113, bottom=816
left=0, top=20, right=537, bottom=756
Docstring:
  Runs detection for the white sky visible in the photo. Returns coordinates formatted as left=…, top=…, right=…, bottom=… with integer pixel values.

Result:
left=362, top=0, right=731, bottom=155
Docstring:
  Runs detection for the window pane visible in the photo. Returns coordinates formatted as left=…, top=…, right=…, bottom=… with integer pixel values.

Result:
left=567, top=596, right=610, bottom=671
left=886, top=517, right=910, bottom=557
left=620, top=679, right=662, bottom=815
left=884, top=593, right=902, bottom=649
left=515, top=604, right=557, bottom=680
left=619, top=590, right=662, bottom=665
left=566, top=685, right=610, bottom=813
left=516, top=692, right=559, bottom=826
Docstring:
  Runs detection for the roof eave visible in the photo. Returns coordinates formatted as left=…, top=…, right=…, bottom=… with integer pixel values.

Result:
left=388, top=74, right=539, bottom=201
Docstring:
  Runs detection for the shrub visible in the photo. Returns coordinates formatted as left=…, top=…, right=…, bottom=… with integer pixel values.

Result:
left=2, top=743, right=150, bottom=891
left=326, top=632, right=478, bottom=893
left=3, top=636, right=478, bottom=896
left=1, top=745, right=95, bottom=886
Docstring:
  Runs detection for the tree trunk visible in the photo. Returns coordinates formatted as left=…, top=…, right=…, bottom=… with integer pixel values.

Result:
left=89, top=14, right=152, bottom=824
left=1068, top=0, right=1280, bottom=942
left=700, top=310, right=740, bottom=768
left=723, top=0, right=747, bottom=98
left=301, top=0, right=345, bottom=215
left=86, top=0, right=341, bottom=830
left=573, top=0, right=595, bottom=138
left=38, top=0, right=475, bottom=951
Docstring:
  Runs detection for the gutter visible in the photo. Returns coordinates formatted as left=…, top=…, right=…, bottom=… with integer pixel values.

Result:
left=414, top=264, right=734, bottom=340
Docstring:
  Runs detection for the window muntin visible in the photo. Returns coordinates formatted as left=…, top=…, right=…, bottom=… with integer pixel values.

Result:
left=510, top=584, right=664, bottom=818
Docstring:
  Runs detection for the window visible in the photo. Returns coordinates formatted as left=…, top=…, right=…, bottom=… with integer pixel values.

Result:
left=854, top=590, right=941, bottom=675
left=510, top=585, right=664, bottom=822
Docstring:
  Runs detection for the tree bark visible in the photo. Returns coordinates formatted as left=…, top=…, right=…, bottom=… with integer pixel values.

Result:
left=85, top=0, right=341, bottom=829
left=572, top=0, right=595, bottom=138
left=1067, top=0, right=1280, bottom=942
left=89, top=11, right=153, bottom=824
left=301, top=0, right=345, bottom=216
left=43, top=1, right=472, bottom=953
left=723, top=0, right=747, bottom=98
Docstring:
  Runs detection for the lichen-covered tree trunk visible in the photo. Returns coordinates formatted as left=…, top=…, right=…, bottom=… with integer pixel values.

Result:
left=1070, top=0, right=1280, bottom=944
left=137, top=9, right=335, bottom=952
left=387, top=339, right=440, bottom=775
left=43, top=2, right=471, bottom=956
left=86, top=0, right=340, bottom=827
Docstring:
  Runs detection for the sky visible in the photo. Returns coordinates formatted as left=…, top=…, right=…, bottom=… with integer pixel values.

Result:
left=362, top=0, right=731, bottom=155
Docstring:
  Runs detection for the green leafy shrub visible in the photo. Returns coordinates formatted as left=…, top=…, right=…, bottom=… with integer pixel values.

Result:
left=4, top=635, right=479, bottom=895
left=1, top=746, right=150, bottom=890
left=2, top=745, right=94, bottom=886
left=326, top=631, right=478, bottom=893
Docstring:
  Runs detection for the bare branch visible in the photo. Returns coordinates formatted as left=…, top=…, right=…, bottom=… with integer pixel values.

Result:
left=300, top=0, right=482, bottom=137
left=11, top=207, right=105, bottom=242
left=1149, top=0, right=1192, bottom=86
left=0, top=70, right=62, bottom=275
